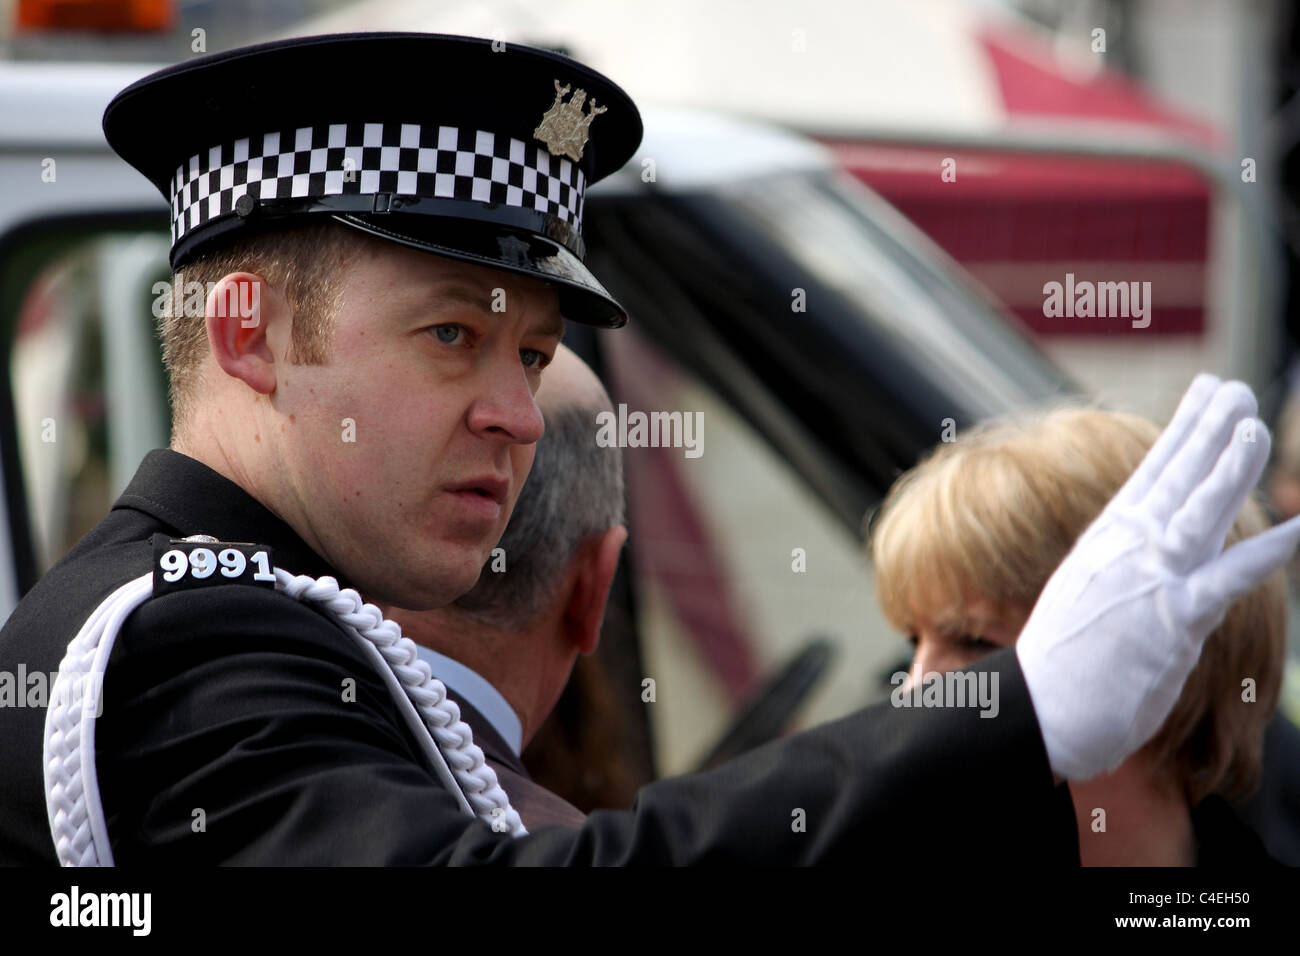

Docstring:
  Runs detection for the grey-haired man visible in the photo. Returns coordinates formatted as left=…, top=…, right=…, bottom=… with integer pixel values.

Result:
left=386, top=344, right=625, bottom=830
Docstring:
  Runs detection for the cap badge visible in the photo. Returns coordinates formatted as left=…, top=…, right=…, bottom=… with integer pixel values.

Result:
left=533, top=79, right=607, bottom=162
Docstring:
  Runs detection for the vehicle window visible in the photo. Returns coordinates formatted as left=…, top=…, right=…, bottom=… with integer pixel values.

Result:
left=5, top=230, right=170, bottom=573
left=720, top=170, right=1070, bottom=418
left=602, top=323, right=904, bottom=776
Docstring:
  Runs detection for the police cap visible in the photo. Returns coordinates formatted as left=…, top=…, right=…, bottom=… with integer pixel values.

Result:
left=102, top=32, right=642, bottom=327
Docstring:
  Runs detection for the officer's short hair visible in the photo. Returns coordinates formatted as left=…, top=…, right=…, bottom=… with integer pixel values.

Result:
left=870, top=407, right=1286, bottom=806
left=453, top=402, right=625, bottom=627
left=162, top=221, right=360, bottom=429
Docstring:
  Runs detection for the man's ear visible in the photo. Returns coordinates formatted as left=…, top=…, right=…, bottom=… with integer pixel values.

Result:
left=563, top=524, right=628, bottom=656
left=205, top=272, right=281, bottom=395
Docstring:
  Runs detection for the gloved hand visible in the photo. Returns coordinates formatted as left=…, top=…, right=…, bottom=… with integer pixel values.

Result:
left=1015, top=374, right=1300, bottom=780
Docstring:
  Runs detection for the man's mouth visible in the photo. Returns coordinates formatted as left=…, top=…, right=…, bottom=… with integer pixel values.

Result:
left=443, top=476, right=509, bottom=518
left=445, top=476, right=508, bottom=503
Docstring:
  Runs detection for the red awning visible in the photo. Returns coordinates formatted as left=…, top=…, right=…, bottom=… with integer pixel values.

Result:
left=826, top=18, right=1222, bottom=337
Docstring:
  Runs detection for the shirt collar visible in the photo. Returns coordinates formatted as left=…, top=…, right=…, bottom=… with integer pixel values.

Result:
left=414, top=644, right=523, bottom=757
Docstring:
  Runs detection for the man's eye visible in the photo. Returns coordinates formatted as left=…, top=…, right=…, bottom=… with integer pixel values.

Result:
left=905, top=634, right=918, bottom=649
left=962, top=635, right=995, bottom=650
left=521, top=349, right=548, bottom=370
left=432, top=324, right=466, bottom=345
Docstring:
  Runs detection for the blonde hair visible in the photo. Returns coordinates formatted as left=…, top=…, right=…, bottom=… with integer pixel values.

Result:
left=869, top=407, right=1285, bottom=804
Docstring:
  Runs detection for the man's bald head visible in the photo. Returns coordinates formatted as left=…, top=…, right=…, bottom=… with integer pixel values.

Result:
left=537, top=343, right=613, bottom=417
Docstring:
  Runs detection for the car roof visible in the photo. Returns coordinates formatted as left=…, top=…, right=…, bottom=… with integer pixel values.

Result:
left=592, top=107, right=833, bottom=195
left=0, top=62, right=162, bottom=147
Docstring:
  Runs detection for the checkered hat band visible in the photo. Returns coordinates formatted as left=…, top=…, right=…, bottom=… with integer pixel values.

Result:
left=169, top=122, right=588, bottom=245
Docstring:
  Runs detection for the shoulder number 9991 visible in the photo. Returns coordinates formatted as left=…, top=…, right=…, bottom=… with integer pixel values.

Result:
left=157, top=547, right=276, bottom=583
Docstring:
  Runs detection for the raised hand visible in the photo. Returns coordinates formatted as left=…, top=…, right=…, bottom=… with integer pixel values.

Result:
left=1015, top=374, right=1300, bottom=780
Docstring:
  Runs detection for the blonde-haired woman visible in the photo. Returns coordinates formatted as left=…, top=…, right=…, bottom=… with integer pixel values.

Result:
left=871, top=408, right=1284, bottom=865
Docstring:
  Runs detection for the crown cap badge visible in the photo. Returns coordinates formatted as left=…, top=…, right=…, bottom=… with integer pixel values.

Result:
left=533, top=79, right=607, bottom=162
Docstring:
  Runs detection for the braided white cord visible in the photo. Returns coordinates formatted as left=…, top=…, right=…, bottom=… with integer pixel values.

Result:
left=43, top=563, right=526, bottom=866
left=274, top=569, right=526, bottom=838
left=44, top=573, right=152, bottom=867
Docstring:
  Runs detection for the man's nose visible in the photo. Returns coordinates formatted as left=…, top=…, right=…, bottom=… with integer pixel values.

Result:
left=467, top=361, right=545, bottom=444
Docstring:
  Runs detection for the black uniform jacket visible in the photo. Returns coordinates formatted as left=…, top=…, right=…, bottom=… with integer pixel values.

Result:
left=1193, top=796, right=1282, bottom=866
left=0, top=449, right=1079, bottom=865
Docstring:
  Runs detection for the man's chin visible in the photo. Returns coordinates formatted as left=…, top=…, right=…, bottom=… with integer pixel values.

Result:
left=384, top=550, right=494, bottom=611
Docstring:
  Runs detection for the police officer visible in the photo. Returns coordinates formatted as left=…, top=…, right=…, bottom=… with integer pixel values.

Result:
left=1, top=32, right=1295, bottom=865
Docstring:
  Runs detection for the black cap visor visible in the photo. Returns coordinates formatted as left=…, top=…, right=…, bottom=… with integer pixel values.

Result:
left=169, top=196, right=628, bottom=329
left=333, top=210, right=626, bottom=329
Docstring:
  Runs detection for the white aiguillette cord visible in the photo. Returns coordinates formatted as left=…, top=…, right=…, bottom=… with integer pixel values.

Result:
left=43, top=540, right=526, bottom=867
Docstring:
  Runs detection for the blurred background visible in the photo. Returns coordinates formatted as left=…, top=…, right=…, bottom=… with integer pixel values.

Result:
left=0, top=0, right=1297, bottom=854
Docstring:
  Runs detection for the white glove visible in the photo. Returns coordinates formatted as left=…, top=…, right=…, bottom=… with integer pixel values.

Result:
left=1015, top=374, right=1300, bottom=780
